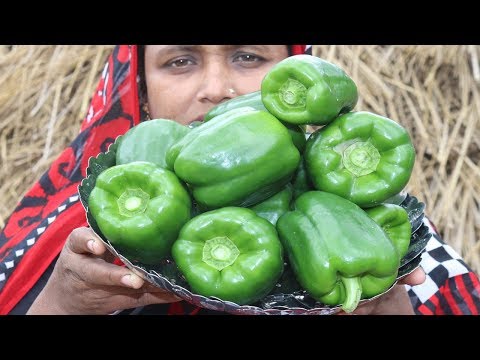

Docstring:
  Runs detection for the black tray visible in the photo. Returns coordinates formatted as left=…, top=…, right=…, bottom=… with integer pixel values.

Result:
left=78, top=139, right=431, bottom=315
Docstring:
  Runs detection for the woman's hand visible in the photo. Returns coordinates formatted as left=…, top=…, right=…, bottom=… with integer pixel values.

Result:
left=27, top=227, right=181, bottom=315
left=337, top=267, right=426, bottom=315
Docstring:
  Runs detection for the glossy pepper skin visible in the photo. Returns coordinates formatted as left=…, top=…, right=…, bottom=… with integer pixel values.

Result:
left=365, top=203, right=411, bottom=259
left=204, top=91, right=268, bottom=121
left=116, top=119, right=190, bottom=170
left=172, top=207, right=284, bottom=305
left=88, top=161, right=191, bottom=265
left=277, top=191, right=401, bottom=313
left=204, top=91, right=307, bottom=153
left=291, top=159, right=314, bottom=199
left=250, top=184, right=293, bottom=226
left=167, top=107, right=300, bottom=209
left=305, top=111, right=416, bottom=208
left=261, top=55, right=358, bottom=125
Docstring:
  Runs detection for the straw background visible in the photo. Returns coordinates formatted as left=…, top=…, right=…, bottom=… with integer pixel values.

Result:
left=1, top=45, right=479, bottom=274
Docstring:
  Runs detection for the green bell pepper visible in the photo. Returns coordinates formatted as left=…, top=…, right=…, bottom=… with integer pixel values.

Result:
left=116, top=119, right=190, bottom=170
left=261, top=55, right=358, bottom=125
left=277, top=191, right=401, bottom=313
left=250, top=184, right=293, bottom=226
left=88, top=161, right=191, bottom=264
left=291, top=158, right=314, bottom=199
left=172, top=207, right=284, bottom=305
left=204, top=90, right=268, bottom=121
left=305, top=111, right=416, bottom=207
left=365, top=203, right=411, bottom=259
left=204, top=91, right=307, bottom=153
left=167, top=107, right=300, bottom=209
left=283, top=122, right=307, bottom=154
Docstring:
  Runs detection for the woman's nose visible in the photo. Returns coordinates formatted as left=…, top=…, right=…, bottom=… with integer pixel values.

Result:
left=198, top=65, right=235, bottom=104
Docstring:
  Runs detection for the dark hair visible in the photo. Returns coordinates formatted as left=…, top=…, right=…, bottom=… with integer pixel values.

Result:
left=287, top=46, right=294, bottom=56
left=137, top=45, right=148, bottom=114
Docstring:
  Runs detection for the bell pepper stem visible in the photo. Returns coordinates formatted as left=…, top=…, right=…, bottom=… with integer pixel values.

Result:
left=340, top=276, right=362, bottom=313
left=280, top=78, right=307, bottom=107
left=117, top=188, right=150, bottom=217
left=342, top=141, right=380, bottom=177
left=202, top=236, right=240, bottom=271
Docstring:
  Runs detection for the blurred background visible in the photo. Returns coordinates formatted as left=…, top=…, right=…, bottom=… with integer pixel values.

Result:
left=0, top=45, right=479, bottom=273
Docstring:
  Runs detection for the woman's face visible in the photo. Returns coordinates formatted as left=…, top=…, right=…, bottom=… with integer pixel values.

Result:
left=144, top=45, right=289, bottom=125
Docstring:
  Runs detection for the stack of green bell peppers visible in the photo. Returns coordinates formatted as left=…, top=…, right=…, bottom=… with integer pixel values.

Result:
left=86, top=54, right=416, bottom=312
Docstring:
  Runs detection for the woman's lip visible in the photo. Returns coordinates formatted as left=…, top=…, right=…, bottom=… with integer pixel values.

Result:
left=189, top=115, right=204, bottom=124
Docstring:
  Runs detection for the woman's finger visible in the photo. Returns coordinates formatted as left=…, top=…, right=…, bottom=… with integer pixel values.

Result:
left=66, top=227, right=107, bottom=256
left=65, top=254, right=145, bottom=289
left=109, top=290, right=182, bottom=311
left=399, top=267, right=426, bottom=286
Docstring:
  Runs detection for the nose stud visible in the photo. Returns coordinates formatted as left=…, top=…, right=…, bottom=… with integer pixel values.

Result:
left=229, top=88, right=236, bottom=95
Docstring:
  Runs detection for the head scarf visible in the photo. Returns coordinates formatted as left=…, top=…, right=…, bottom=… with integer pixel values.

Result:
left=0, top=45, right=311, bottom=314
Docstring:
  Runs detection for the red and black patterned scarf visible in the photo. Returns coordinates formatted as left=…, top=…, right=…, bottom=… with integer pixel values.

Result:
left=0, top=45, right=310, bottom=314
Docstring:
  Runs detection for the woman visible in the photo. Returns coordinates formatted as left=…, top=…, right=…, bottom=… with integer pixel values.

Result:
left=1, top=45, right=478, bottom=315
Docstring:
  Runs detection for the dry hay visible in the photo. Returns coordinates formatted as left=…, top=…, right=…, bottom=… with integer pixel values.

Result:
left=1, top=45, right=479, bottom=274
left=0, top=45, right=114, bottom=225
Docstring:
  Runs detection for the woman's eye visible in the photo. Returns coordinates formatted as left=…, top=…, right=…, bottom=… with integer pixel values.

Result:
left=167, top=58, right=195, bottom=68
left=234, top=53, right=264, bottom=63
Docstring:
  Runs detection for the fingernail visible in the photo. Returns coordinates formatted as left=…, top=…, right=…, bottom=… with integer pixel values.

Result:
left=121, top=274, right=132, bottom=287
left=121, top=274, right=137, bottom=288
left=87, top=239, right=96, bottom=252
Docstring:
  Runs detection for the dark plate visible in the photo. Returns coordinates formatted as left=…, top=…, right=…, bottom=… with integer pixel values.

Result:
left=400, top=193, right=426, bottom=233
left=78, top=141, right=431, bottom=315
left=399, top=223, right=431, bottom=267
